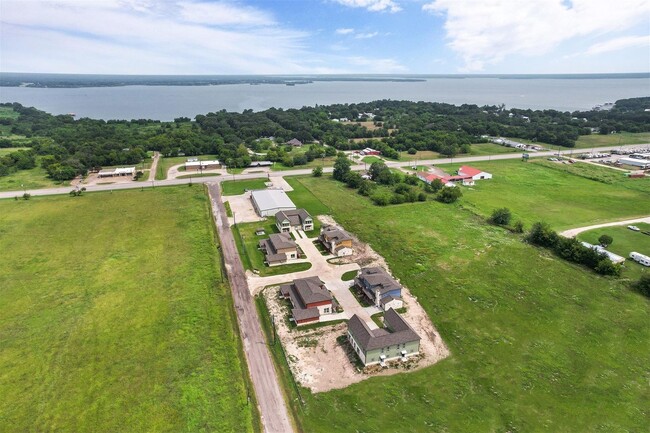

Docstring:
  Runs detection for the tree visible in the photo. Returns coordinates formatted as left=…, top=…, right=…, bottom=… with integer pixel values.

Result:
left=490, top=207, right=512, bottom=225
left=437, top=186, right=462, bottom=203
left=598, top=234, right=613, bottom=247
left=332, top=154, right=352, bottom=181
left=312, top=166, right=323, bottom=177
left=407, top=147, right=417, bottom=155
left=526, top=222, right=559, bottom=248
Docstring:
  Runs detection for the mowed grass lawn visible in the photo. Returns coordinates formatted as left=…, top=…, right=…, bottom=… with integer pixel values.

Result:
left=444, top=159, right=650, bottom=230
left=221, top=179, right=268, bottom=196
left=574, top=132, right=650, bottom=149
left=288, top=176, right=649, bottom=433
left=0, top=162, right=70, bottom=192
left=0, top=187, right=255, bottom=432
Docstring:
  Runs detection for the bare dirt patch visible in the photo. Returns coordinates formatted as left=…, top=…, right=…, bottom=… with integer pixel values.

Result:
left=318, top=215, right=388, bottom=269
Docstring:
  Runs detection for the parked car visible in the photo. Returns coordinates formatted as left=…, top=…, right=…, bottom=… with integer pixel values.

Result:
left=628, top=225, right=640, bottom=231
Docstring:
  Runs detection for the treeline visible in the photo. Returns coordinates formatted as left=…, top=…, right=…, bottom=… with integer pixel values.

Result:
left=0, top=149, right=36, bottom=177
left=1, top=97, right=648, bottom=180
left=526, top=222, right=621, bottom=276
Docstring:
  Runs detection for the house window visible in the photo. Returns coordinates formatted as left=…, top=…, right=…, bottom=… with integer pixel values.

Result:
left=323, top=308, right=330, bottom=314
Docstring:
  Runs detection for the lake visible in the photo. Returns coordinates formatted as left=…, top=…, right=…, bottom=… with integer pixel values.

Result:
left=1, top=76, right=648, bottom=120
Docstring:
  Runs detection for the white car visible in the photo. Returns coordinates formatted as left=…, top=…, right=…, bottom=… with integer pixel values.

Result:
left=628, top=225, right=640, bottom=231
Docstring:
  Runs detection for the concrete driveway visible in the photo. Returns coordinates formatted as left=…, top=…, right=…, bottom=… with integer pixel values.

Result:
left=224, top=191, right=265, bottom=224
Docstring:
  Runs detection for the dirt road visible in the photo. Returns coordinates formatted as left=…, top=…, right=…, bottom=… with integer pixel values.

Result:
left=560, top=216, right=650, bottom=238
left=148, top=151, right=160, bottom=181
left=206, top=183, right=294, bottom=433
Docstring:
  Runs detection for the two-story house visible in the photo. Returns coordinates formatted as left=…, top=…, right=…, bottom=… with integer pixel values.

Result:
left=355, top=267, right=403, bottom=310
left=319, top=225, right=354, bottom=256
left=275, top=209, right=313, bottom=233
left=347, top=308, right=420, bottom=366
left=258, top=233, right=300, bottom=266
left=279, top=276, right=336, bottom=325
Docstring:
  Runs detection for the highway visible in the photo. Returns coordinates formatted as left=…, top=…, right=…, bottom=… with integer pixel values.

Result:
left=1, top=144, right=645, bottom=199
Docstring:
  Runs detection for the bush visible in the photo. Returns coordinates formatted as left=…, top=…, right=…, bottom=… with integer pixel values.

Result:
left=358, top=180, right=375, bottom=196
left=312, top=166, right=323, bottom=177
left=407, top=148, right=417, bottom=155
left=344, top=171, right=363, bottom=189
left=370, top=191, right=391, bottom=206
left=595, top=259, right=621, bottom=276
left=437, top=186, right=462, bottom=203
left=490, top=207, right=512, bottom=225
left=513, top=220, right=524, bottom=233
left=526, top=222, right=559, bottom=248
left=632, top=275, right=650, bottom=298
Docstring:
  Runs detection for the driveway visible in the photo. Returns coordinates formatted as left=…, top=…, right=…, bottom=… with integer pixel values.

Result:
left=225, top=191, right=265, bottom=224
left=560, top=216, right=650, bottom=238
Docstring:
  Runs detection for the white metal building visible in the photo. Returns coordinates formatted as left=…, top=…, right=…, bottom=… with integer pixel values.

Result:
left=251, top=189, right=296, bottom=217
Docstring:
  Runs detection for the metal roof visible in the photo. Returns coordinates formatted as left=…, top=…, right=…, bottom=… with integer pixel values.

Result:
left=251, top=189, right=296, bottom=212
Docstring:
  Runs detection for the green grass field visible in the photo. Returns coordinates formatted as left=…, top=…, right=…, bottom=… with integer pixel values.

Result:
left=439, top=159, right=650, bottom=230
left=362, top=156, right=382, bottom=164
left=0, top=187, right=256, bottom=432
left=221, top=179, right=269, bottom=196
left=574, top=132, right=650, bottom=149
left=272, top=157, right=336, bottom=171
left=281, top=175, right=649, bottom=433
left=469, top=142, right=522, bottom=156
left=232, top=219, right=311, bottom=277
left=0, top=162, right=70, bottom=192
left=578, top=223, right=650, bottom=279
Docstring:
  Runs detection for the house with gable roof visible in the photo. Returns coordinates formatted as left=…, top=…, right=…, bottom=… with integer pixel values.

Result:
left=355, top=267, right=403, bottom=310
left=279, top=276, right=336, bottom=325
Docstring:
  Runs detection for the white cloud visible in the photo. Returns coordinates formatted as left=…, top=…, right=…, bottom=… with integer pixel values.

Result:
left=333, top=0, right=402, bottom=13
left=0, top=0, right=313, bottom=74
left=586, top=35, right=650, bottom=55
left=355, top=32, right=379, bottom=39
left=423, top=0, right=650, bottom=71
left=178, top=1, right=275, bottom=26
left=336, top=28, right=355, bottom=34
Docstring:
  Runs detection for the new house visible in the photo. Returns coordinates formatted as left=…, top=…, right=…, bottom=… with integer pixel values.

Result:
left=355, top=267, right=403, bottom=310
left=347, top=308, right=420, bottom=366
left=275, top=209, right=313, bottom=233
left=279, top=276, right=335, bottom=325
left=251, top=189, right=296, bottom=217
left=258, top=233, right=300, bottom=266
left=319, top=225, right=354, bottom=256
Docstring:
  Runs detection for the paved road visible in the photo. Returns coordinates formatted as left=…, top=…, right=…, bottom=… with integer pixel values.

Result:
left=1, top=143, right=646, bottom=199
left=560, top=216, right=650, bottom=238
left=206, top=183, right=294, bottom=433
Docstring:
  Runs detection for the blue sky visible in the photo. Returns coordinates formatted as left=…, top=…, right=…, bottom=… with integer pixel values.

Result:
left=1, top=0, right=649, bottom=74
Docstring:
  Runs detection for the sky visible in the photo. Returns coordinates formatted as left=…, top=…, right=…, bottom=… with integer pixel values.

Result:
left=1, top=0, right=649, bottom=75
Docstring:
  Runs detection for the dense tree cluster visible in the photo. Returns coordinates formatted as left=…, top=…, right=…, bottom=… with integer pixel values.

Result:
left=0, top=149, right=36, bottom=177
left=1, top=96, right=648, bottom=180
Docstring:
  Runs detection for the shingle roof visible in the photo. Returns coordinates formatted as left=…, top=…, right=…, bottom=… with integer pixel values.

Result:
left=251, top=189, right=296, bottom=212
left=320, top=225, right=352, bottom=242
left=275, top=209, right=312, bottom=226
left=287, top=138, right=303, bottom=146
left=357, top=267, right=401, bottom=296
left=380, top=295, right=401, bottom=306
left=293, top=276, right=330, bottom=305
left=266, top=233, right=297, bottom=251
left=348, top=309, right=420, bottom=352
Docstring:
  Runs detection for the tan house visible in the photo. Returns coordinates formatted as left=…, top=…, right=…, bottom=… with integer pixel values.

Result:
left=258, top=233, right=300, bottom=266
left=319, top=225, right=354, bottom=256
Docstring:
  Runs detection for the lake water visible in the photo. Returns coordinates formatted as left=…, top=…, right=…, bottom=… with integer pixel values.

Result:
left=1, top=77, right=648, bottom=120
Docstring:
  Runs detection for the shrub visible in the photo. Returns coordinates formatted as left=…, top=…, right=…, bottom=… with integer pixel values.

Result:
left=407, top=148, right=417, bottom=155
left=370, top=191, right=391, bottom=206
left=632, top=275, right=650, bottom=298
left=437, top=186, right=462, bottom=203
left=490, top=207, right=512, bottom=225
left=344, top=171, right=363, bottom=189
left=312, top=166, right=323, bottom=177
left=358, top=180, right=375, bottom=196
left=526, top=222, right=558, bottom=248
left=513, top=220, right=524, bottom=233
left=595, top=259, right=621, bottom=276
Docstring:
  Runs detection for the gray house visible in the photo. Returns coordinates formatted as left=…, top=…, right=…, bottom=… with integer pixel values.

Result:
left=355, top=267, right=403, bottom=310
left=275, top=209, right=313, bottom=233
left=258, top=233, right=299, bottom=266
left=347, top=308, right=420, bottom=366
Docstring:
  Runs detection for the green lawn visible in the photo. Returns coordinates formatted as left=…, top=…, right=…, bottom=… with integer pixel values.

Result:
left=396, top=150, right=440, bottom=161
left=155, top=154, right=218, bottom=180
left=221, top=179, right=268, bottom=196
left=0, top=163, right=70, bottom=192
left=176, top=172, right=221, bottom=180
left=574, top=132, right=650, bottom=149
left=281, top=175, right=649, bottom=433
left=0, top=187, right=256, bottom=432
left=272, top=157, right=336, bottom=171
left=362, top=156, right=383, bottom=164
left=439, top=159, right=650, bottom=230
left=232, top=219, right=311, bottom=277
left=469, top=142, right=522, bottom=156
left=285, top=176, right=330, bottom=234
left=578, top=223, right=650, bottom=279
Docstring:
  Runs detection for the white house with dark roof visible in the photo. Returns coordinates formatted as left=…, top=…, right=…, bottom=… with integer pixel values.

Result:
left=347, top=308, right=420, bottom=366
left=279, top=277, right=335, bottom=325
left=275, top=209, right=313, bottom=233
